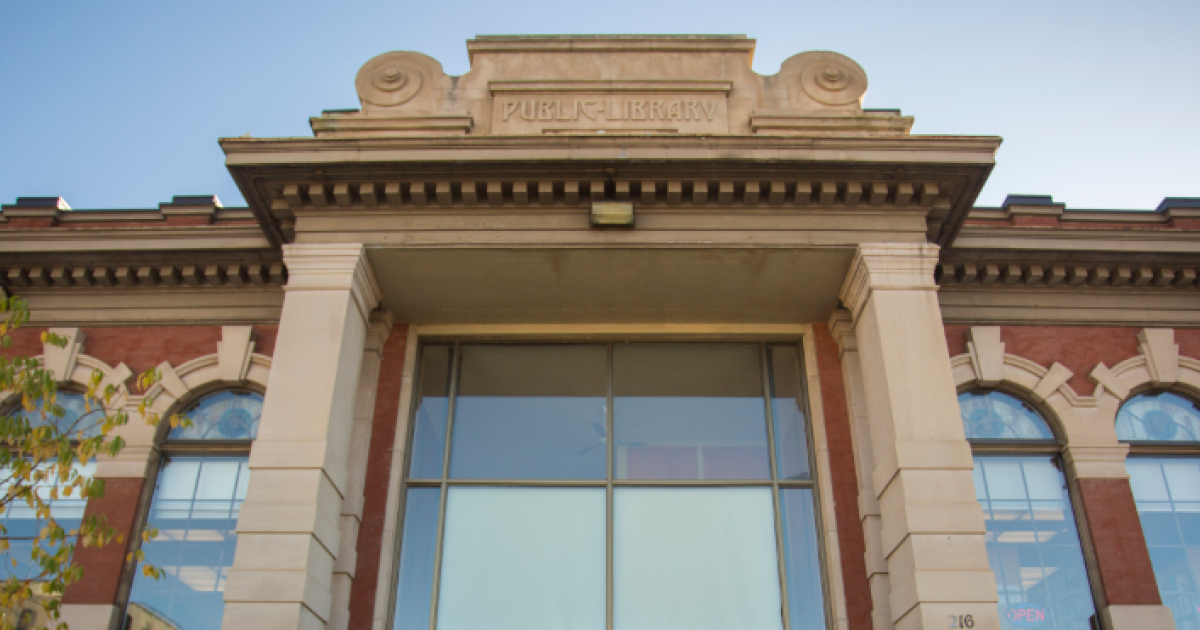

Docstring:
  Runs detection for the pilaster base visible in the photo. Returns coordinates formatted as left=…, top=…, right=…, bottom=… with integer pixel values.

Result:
left=1100, top=604, right=1176, bottom=630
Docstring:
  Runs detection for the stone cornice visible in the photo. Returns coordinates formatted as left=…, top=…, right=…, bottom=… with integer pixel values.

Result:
left=0, top=225, right=270, bottom=252
left=951, top=226, right=1200, bottom=253
left=937, top=260, right=1200, bottom=290
left=281, top=243, right=382, bottom=322
left=466, top=35, right=758, bottom=61
left=838, top=243, right=941, bottom=322
left=220, top=133, right=1002, bottom=162
left=2, top=261, right=286, bottom=290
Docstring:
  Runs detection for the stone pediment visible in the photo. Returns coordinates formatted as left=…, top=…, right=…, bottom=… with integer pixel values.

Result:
left=310, top=35, right=913, bottom=138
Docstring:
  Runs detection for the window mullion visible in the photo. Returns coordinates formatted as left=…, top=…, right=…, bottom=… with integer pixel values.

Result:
left=761, top=343, right=792, bottom=630
left=606, top=341, right=614, bottom=630
left=427, top=341, right=461, bottom=630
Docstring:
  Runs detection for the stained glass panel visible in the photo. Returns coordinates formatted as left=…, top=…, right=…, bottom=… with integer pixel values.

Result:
left=13, top=391, right=100, bottom=438
left=1117, top=392, right=1200, bottom=443
left=168, top=391, right=263, bottom=440
left=959, top=391, right=1055, bottom=441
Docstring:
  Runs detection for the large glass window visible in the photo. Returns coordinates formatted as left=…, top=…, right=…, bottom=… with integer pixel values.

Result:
left=395, top=342, right=827, bottom=630
left=124, top=390, right=261, bottom=630
left=958, top=390, right=1097, bottom=630
left=1120, top=391, right=1200, bottom=629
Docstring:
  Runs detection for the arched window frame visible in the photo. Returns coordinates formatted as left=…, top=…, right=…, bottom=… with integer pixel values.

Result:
left=1102, top=331, right=1200, bottom=627
left=104, top=326, right=272, bottom=630
left=956, top=385, right=1063, bottom=454
left=1115, top=388, right=1200, bottom=453
left=0, top=329, right=134, bottom=622
left=951, top=329, right=1107, bottom=629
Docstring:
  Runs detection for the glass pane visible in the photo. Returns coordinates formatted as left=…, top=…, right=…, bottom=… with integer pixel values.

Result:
left=449, top=345, right=607, bottom=480
left=1118, top=392, right=1200, bottom=442
left=613, top=344, right=770, bottom=480
left=768, top=345, right=810, bottom=480
left=393, top=488, right=441, bottom=630
left=1129, top=457, right=1200, bottom=628
left=410, top=344, right=453, bottom=479
left=614, top=488, right=782, bottom=630
left=780, top=488, right=826, bottom=630
left=14, top=391, right=100, bottom=437
left=128, top=456, right=248, bottom=630
left=436, top=487, right=605, bottom=630
left=959, top=391, right=1054, bottom=441
left=972, top=456, right=1096, bottom=630
left=168, top=391, right=262, bottom=440
left=0, top=461, right=95, bottom=579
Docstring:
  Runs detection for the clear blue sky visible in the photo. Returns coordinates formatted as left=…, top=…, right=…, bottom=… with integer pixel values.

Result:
left=2, top=0, right=1197, bottom=211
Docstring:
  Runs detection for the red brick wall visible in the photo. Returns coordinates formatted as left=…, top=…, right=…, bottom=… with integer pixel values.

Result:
left=348, top=325, right=410, bottom=629
left=1178, top=329, right=1200, bottom=362
left=1075, top=478, right=1161, bottom=606
left=813, top=323, right=873, bottom=630
left=61, top=478, right=145, bottom=605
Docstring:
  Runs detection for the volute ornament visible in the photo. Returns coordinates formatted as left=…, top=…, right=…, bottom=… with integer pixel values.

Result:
left=355, top=51, right=439, bottom=107
left=781, top=51, right=868, bottom=107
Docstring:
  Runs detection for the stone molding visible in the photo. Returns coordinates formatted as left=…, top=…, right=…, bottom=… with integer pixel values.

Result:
left=950, top=326, right=1200, bottom=478
left=838, top=242, right=941, bottom=322
left=281, top=243, right=382, bottom=323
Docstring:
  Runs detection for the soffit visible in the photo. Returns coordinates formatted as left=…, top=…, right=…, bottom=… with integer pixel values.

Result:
left=365, top=246, right=853, bottom=326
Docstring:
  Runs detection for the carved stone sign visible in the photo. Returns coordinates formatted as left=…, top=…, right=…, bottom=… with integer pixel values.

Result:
left=489, top=81, right=731, bottom=134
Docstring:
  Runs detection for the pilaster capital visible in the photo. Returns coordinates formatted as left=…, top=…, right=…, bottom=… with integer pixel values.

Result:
left=1064, top=443, right=1131, bottom=480
left=282, top=243, right=382, bottom=322
left=364, top=309, right=395, bottom=355
left=838, top=243, right=941, bottom=322
left=826, top=309, right=857, bottom=358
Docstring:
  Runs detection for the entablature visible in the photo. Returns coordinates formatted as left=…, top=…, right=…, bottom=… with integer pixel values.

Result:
left=223, top=135, right=999, bottom=248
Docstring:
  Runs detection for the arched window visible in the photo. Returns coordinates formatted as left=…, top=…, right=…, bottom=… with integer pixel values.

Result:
left=11, top=389, right=105, bottom=438
left=1118, top=390, right=1200, bottom=628
left=124, top=390, right=262, bottom=630
left=1, top=391, right=97, bottom=578
left=959, top=390, right=1097, bottom=630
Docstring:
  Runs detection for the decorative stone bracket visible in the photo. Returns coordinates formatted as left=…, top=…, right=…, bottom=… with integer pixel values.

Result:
left=951, top=326, right=1200, bottom=478
left=0, top=327, right=273, bottom=479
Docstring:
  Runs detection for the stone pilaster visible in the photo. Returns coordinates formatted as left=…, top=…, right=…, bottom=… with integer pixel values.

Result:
left=328, top=311, right=392, bottom=630
left=223, top=243, right=381, bottom=630
left=838, top=243, right=998, bottom=630
left=829, top=309, right=892, bottom=630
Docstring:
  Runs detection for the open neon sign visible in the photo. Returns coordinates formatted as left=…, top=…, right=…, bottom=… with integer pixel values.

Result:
left=1006, top=604, right=1046, bottom=626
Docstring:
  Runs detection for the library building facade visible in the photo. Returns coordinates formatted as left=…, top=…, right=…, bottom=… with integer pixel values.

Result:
left=4, top=35, right=1200, bottom=630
